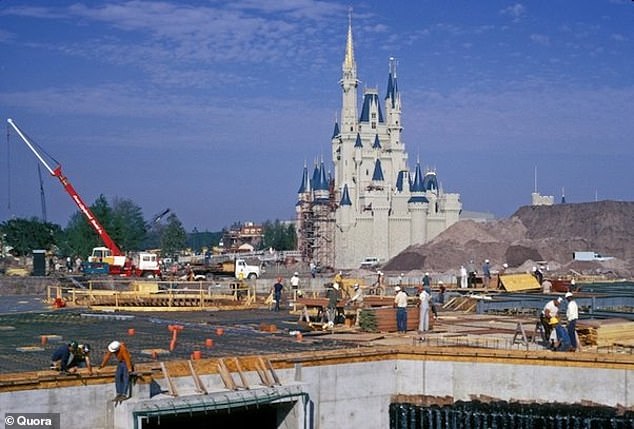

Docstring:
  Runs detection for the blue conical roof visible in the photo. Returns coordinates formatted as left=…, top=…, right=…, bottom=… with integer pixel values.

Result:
left=354, top=133, right=363, bottom=148
left=332, top=121, right=340, bottom=139
left=396, top=170, right=407, bottom=192
left=316, top=161, right=329, bottom=191
left=297, top=165, right=310, bottom=193
left=311, top=163, right=320, bottom=191
left=339, top=184, right=352, bottom=206
left=372, top=134, right=381, bottom=149
left=372, top=159, right=384, bottom=181
left=408, top=163, right=428, bottom=203
left=410, top=163, right=425, bottom=193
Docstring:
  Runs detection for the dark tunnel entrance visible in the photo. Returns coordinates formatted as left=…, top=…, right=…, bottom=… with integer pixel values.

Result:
left=140, top=401, right=296, bottom=429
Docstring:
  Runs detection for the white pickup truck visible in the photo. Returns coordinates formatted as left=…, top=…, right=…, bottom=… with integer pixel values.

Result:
left=360, top=257, right=381, bottom=269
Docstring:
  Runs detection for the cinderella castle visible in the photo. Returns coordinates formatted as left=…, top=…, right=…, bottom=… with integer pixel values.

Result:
left=296, top=19, right=461, bottom=269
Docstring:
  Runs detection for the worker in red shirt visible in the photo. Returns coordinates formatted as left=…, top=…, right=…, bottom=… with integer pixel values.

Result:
left=99, top=341, right=134, bottom=401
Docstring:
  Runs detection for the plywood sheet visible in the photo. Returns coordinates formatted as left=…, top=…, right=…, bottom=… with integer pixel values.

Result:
left=499, top=273, right=541, bottom=292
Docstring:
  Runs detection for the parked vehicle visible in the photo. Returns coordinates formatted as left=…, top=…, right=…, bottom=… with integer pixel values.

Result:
left=360, top=257, right=381, bottom=268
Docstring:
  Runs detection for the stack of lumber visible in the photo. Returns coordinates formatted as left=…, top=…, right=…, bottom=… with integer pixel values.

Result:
left=576, top=318, right=634, bottom=347
left=359, top=306, right=420, bottom=332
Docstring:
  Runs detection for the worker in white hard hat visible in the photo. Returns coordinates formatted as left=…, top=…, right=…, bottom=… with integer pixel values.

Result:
left=99, top=340, right=134, bottom=402
left=540, top=297, right=562, bottom=345
left=565, top=292, right=579, bottom=351
left=325, top=282, right=340, bottom=329
left=482, top=259, right=491, bottom=289
left=290, top=272, right=301, bottom=299
left=347, top=283, right=365, bottom=326
left=393, top=286, right=409, bottom=334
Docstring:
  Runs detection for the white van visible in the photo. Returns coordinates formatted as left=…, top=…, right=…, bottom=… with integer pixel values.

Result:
left=360, top=257, right=380, bottom=268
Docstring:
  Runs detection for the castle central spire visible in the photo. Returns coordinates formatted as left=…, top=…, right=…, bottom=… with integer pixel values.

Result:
left=340, top=10, right=358, bottom=134
left=343, top=11, right=355, bottom=71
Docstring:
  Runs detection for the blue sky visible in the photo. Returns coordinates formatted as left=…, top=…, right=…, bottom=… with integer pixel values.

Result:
left=1, top=1, right=633, bottom=233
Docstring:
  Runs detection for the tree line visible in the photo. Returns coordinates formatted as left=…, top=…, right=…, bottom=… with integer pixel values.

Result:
left=0, top=195, right=296, bottom=259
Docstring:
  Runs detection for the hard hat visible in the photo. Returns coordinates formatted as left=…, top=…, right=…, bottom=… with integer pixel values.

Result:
left=425, top=272, right=429, bottom=276
left=557, top=297, right=563, bottom=303
left=108, top=341, right=121, bottom=353
left=69, top=341, right=78, bottom=351
left=532, top=266, right=537, bottom=271
left=333, top=283, right=339, bottom=290
left=503, top=263, right=508, bottom=268
left=549, top=317, right=559, bottom=325
left=353, top=283, right=359, bottom=290
left=565, top=292, right=573, bottom=298
left=438, top=280, right=443, bottom=284
left=81, top=344, right=91, bottom=353
left=395, top=286, right=401, bottom=292
left=485, top=259, right=489, bottom=263
left=294, top=272, right=299, bottom=276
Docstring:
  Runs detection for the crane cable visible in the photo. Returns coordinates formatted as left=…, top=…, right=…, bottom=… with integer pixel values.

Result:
left=6, top=123, right=60, bottom=215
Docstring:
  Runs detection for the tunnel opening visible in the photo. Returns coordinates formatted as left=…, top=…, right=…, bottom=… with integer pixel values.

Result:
left=140, top=401, right=295, bottom=429
left=132, top=388, right=307, bottom=429
left=390, top=400, right=634, bottom=429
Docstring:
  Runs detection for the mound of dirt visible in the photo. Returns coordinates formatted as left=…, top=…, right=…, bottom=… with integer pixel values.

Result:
left=383, top=200, right=634, bottom=278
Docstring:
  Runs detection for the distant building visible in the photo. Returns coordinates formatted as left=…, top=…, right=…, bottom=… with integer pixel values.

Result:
left=220, top=222, right=263, bottom=252
left=531, top=192, right=554, bottom=206
left=296, top=19, right=461, bottom=269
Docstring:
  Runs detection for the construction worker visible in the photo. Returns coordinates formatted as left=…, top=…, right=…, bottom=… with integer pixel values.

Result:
left=68, top=343, right=93, bottom=375
left=99, top=341, right=134, bottom=402
left=394, top=286, right=408, bottom=334
left=549, top=317, right=571, bottom=351
left=290, top=272, right=301, bottom=299
left=50, top=341, right=78, bottom=374
left=565, top=292, right=579, bottom=351
left=347, top=283, right=364, bottom=327
left=482, top=259, right=491, bottom=288
left=325, top=282, right=340, bottom=328
left=272, top=277, right=284, bottom=312
left=418, top=286, right=432, bottom=337
left=540, top=297, right=562, bottom=344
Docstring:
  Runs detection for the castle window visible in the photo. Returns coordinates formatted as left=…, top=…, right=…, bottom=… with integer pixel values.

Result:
left=371, top=122, right=376, bottom=129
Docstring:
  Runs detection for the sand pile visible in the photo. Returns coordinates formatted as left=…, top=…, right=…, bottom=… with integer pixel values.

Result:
left=383, top=201, right=634, bottom=278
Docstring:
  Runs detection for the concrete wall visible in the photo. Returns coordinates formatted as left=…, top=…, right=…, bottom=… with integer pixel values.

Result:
left=1, top=356, right=631, bottom=429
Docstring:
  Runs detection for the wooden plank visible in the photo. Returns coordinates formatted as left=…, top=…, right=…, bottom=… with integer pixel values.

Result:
left=160, top=362, right=178, bottom=396
left=216, top=358, right=237, bottom=390
left=264, top=358, right=281, bottom=386
left=187, top=360, right=207, bottom=394
left=233, top=358, right=250, bottom=389
left=499, top=274, right=541, bottom=292
left=255, top=356, right=275, bottom=387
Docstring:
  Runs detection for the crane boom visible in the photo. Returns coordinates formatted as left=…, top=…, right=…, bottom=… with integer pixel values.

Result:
left=7, top=118, right=123, bottom=256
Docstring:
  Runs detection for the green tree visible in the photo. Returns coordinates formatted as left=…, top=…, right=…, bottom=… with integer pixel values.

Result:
left=160, top=213, right=187, bottom=257
left=0, top=217, right=62, bottom=256
left=111, top=197, right=147, bottom=251
left=261, top=220, right=296, bottom=251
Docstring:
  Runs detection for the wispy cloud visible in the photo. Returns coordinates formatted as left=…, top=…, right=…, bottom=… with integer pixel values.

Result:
left=530, top=33, right=550, bottom=46
left=500, top=3, right=526, bottom=23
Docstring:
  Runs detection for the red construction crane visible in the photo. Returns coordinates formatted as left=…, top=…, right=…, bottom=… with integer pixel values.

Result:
left=7, top=118, right=160, bottom=277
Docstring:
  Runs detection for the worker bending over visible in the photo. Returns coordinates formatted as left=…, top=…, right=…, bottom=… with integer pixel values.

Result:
left=99, top=341, right=134, bottom=402
left=540, top=297, right=562, bottom=345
